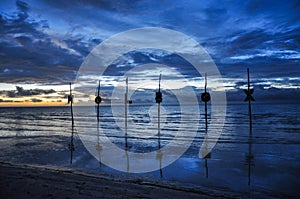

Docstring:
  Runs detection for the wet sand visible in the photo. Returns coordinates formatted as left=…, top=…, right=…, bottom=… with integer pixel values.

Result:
left=0, top=162, right=238, bottom=199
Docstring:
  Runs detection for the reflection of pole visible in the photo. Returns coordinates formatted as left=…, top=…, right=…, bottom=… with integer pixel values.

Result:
left=247, top=133, right=253, bottom=186
left=68, top=83, right=75, bottom=164
left=205, top=159, right=208, bottom=178
left=70, top=123, right=74, bottom=164
left=96, top=121, right=102, bottom=167
left=155, top=74, right=163, bottom=178
left=158, top=104, right=161, bottom=148
left=158, top=103, right=162, bottom=178
left=159, top=150, right=162, bottom=178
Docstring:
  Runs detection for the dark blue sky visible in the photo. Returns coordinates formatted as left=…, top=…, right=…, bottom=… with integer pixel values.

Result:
left=0, top=0, right=299, bottom=105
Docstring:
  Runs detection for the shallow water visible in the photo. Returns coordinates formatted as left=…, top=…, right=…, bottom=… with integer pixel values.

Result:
left=0, top=103, right=299, bottom=197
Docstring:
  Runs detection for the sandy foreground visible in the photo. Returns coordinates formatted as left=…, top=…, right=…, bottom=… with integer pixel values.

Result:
left=0, top=161, right=241, bottom=199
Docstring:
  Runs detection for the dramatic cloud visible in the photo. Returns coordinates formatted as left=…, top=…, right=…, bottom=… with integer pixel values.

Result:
left=0, top=99, right=13, bottom=103
left=30, top=98, right=42, bottom=102
left=226, top=85, right=300, bottom=103
left=0, top=0, right=299, bottom=104
left=0, top=1, right=98, bottom=84
left=0, top=86, right=55, bottom=97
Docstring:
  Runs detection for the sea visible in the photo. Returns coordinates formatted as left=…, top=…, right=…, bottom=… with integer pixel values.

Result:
left=0, top=103, right=299, bottom=198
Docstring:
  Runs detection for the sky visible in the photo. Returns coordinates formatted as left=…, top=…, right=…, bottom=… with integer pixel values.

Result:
left=0, top=0, right=299, bottom=106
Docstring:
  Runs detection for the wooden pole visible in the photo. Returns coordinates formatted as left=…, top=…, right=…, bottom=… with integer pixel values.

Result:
left=158, top=74, right=161, bottom=149
left=70, top=83, right=74, bottom=126
left=97, top=80, right=100, bottom=123
left=244, top=68, right=255, bottom=185
left=69, top=83, right=74, bottom=164
left=204, top=73, right=208, bottom=133
left=94, top=80, right=102, bottom=167
left=125, top=77, right=128, bottom=149
left=156, top=74, right=163, bottom=178
left=247, top=68, right=253, bottom=135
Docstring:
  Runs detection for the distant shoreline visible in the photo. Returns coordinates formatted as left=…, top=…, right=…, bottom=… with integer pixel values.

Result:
left=0, top=100, right=299, bottom=108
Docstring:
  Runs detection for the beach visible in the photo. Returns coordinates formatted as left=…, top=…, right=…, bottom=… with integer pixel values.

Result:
left=0, top=105, right=299, bottom=198
left=0, top=161, right=239, bottom=199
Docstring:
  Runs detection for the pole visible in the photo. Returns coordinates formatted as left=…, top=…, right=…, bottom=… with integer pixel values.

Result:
left=200, top=73, right=211, bottom=175
left=155, top=74, right=163, bottom=177
left=247, top=68, right=253, bottom=135
left=158, top=74, right=161, bottom=149
left=125, top=77, right=128, bottom=149
left=244, top=68, right=255, bottom=185
left=97, top=80, right=100, bottom=123
left=70, top=83, right=74, bottom=126
left=95, top=80, right=102, bottom=167
left=247, top=69, right=253, bottom=185
left=69, top=83, right=74, bottom=164
left=204, top=73, right=208, bottom=133
left=124, top=77, right=132, bottom=172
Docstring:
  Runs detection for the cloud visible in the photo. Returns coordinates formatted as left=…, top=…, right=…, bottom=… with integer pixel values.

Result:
left=0, top=86, right=56, bottom=98
left=0, top=1, right=97, bottom=84
left=30, top=98, right=43, bottom=103
left=0, top=99, right=13, bottom=103
left=0, top=0, right=299, bottom=105
left=226, top=85, right=300, bottom=103
left=42, top=0, right=140, bottom=13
